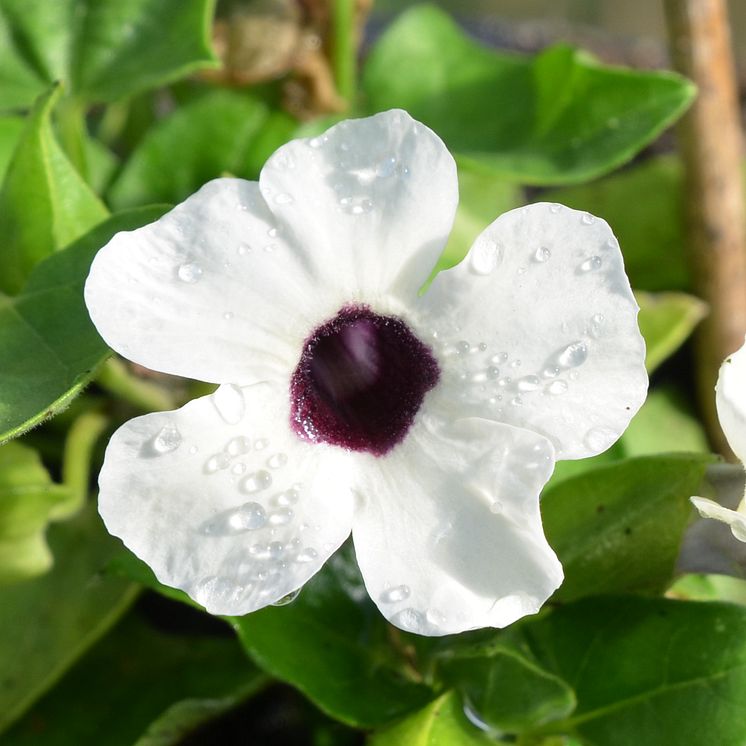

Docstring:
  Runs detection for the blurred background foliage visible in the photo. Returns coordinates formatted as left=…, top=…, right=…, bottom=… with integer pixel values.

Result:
left=0, top=1, right=746, bottom=744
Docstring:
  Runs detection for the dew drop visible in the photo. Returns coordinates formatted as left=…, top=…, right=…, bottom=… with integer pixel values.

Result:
left=542, top=366, right=560, bottom=378
left=177, top=262, right=202, bottom=283
left=267, top=452, right=288, bottom=469
left=152, top=425, right=181, bottom=454
left=470, top=238, right=503, bottom=276
left=517, top=375, right=540, bottom=391
left=228, top=501, right=267, bottom=531
left=211, top=384, right=245, bottom=425
left=376, top=155, right=397, bottom=177
left=379, top=585, right=411, bottom=604
left=278, top=487, right=300, bottom=506
left=268, top=508, right=293, bottom=526
left=584, top=427, right=617, bottom=452
left=580, top=212, right=595, bottom=225
left=226, top=436, right=251, bottom=456
left=457, top=340, right=471, bottom=355
left=549, top=203, right=562, bottom=214
left=547, top=380, right=568, bottom=395
left=533, top=246, right=551, bottom=263
left=231, top=462, right=247, bottom=475
left=486, top=365, right=500, bottom=379
left=391, top=607, right=426, bottom=633
left=205, top=452, right=230, bottom=473
left=579, top=256, right=603, bottom=273
left=589, top=313, right=606, bottom=339
left=254, top=438, right=269, bottom=451
left=557, top=341, right=588, bottom=368
left=268, top=227, right=279, bottom=237
left=272, top=589, right=300, bottom=606
left=223, top=311, right=234, bottom=320
left=491, top=352, right=508, bottom=364
left=237, top=243, right=252, bottom=255
left=241, top=470, right=272, bottom=494
left=189, top=445, right=199, bottom=455
left=268, top=541, right=284, bottom=558
left=511, top=395, right=523, bottom=406
left=295, top=548, right=318, bottom=563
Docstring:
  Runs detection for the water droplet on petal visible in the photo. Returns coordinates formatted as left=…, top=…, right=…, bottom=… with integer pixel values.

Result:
left=589, top=313, right=606, bottom=338
left=237, top=243, right=251, bottom=255
left=205, top=452, right=230, bottom=473
left=584, top=427, right=617, bottom=452
left=557, top=341, right=588, bottom=368
left=470, top=238, right=503, bottom=276
left=241, top=470, right=272, bottom=494
left=579, top=256, right=603, bottom=273
left=177, top=263, right=202, bottom=283
left=517, top=375, right=540, bottom=392
left=272, top=589, right=300, bottom=606
left=231, top=462, right=247, bottom=475
left=228, top=501, right=267, bottom=531
left=211, top=384, right=245, bottom=425
left=547, top=380, right=568, bottom=395
left=294, top=548, right=318, bottom=563
left=379, top=585, right=411, bottom=604
left=549, top=203, right=562, bottom=214
left=580, top=212, right=595, bottom=225
left=391, top=607, right=426, bottom=633
left=457, top=340, right=471, bottom=355
left=267, top=452, right=288, bottom=469
left=376, top=156, right=397, bottom=177
left=268, top=507, right=293, bottom=526
left=254, top=438, right=269, bottom=451
left=533, top=246, right=551, bottom=263
left=152, top=425, right=181, bottom=453
left=226, top=436, right=251, bottom=456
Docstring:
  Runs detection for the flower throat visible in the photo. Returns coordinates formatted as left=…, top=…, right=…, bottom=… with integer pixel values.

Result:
left=289, top=305, right=439, bottom=456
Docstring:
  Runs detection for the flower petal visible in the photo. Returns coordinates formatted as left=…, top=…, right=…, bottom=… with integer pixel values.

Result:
left=691, top=496, right=746, bottom=542
left=85, top=179, right=336, bottom=384
left=98, top=383, right=354, bottom=614
left=716, top=337, right=746, bottom=464
left=417, top=203, right=647, bottom=459
left=351, top=416, right=563, bottom=635
left=259, top=109, right=458, bottom=304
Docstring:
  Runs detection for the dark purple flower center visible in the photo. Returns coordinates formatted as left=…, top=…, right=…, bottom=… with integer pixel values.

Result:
left=290, top=305, right=440, bottom=456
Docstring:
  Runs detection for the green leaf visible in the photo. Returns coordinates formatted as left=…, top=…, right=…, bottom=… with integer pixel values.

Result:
left=363, top=7, right=695, bottom=185
left=233, top=547, right=436, bottom=727
left=108, top=89, right=269, bottom=209
left=0, top=441, right=73, bottom=583
left=636, top=291, right=707, bottom=373
left=0, top=85, right=108, bottom=294
left=436, top=160, right=520, bottom=273
left=0, top=503, right=136, bottom=733
left=441, top=646, right=576, bottom=735
left=0, top=205, right=169, bottom=444
left=0, top=0, right=218, bottom=108
left=543, top=454, right=711, bottom=602
left=620, top=386, right=709, bottom=457
left=4, top=611, right=264, bottom=746
left=543, top=156, right=688, bottom=291
left=370, top=692, right=494, bottom=746
left=516, top=597, right=746, bottom=745
left=0, top=116, right=23, bottom=179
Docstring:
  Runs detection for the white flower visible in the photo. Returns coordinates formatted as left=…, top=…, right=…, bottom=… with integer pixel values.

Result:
left=691, top=338, right=746, bottom=541
left=84, top=110, right=647, bottom=635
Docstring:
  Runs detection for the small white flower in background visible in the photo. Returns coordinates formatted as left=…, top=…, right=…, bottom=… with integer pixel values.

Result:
left=84, top=110, right=647, bottom=635
left=691, top=338, right=746, bottom=541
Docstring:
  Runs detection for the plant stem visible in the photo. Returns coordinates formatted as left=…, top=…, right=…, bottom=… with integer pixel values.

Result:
left=331, top=0, right=357, bottom=107
left=57, top=409, right=109, bottom=519
left=664, top=0, right=746, bottom=459
left=97, top=357, right=177, bottom=413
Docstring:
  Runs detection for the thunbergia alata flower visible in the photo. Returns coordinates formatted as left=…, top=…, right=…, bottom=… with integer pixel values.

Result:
left=85, top=110, right=647, bottom=635
left=692, top=338, right=746, bottom=541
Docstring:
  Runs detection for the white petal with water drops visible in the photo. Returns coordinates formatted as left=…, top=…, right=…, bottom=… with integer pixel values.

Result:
left=419, top=202, right=647, bottom=459
left=97, top=383, right=354, bottom=614
left=258, top=109, right=457, bottom=304
left=352, top=415, right=562, bottom=635
left=85, top=179, right=340, bottom=386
